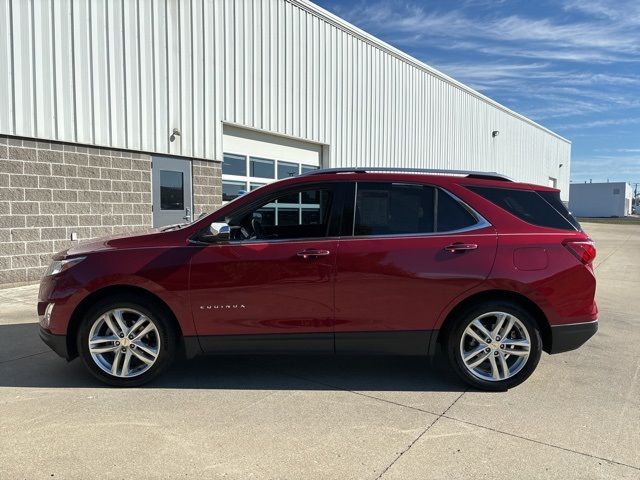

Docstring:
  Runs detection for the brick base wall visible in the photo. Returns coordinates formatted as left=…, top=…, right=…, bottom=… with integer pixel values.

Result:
left=192, top=160, right=222, bottom=218
left=0, top=136, right=153, bottom=285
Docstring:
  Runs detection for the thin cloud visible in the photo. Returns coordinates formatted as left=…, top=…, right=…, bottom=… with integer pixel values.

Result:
left=563, top=0, right=640, bottom=26
left=335, top=1, right=640, bottom=62
left=321, top=0, right=640, bottom=182
left=558, top=118, right=640, bottom=130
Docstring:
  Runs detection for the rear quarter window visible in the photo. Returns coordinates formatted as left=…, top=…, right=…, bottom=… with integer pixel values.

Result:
left=467, top=186, right=579, bottom=231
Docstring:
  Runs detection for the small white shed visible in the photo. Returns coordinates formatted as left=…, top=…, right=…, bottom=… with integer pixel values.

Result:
left=569, top=182, right=633, bottom=217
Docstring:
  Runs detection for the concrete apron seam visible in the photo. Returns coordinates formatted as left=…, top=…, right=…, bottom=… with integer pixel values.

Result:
left=594, top=233, right=633, bottom=271
left=374, top=389, right=468, bottom=480
left=0, top=350, right=50, bottom=365
left=268, top=369, right=640, bottom=474
left=258, top=366, right=471, bottom=479
left=440, top=413, right=640, bottom=473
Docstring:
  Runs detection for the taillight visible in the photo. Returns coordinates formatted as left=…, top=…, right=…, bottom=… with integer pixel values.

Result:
left=563, top=239, right=596, bottom=265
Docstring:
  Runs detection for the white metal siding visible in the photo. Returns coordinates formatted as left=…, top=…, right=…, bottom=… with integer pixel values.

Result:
left=0, top=0, right=571, bottom=198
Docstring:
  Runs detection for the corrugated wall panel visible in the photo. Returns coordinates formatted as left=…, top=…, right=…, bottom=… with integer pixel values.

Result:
left=33, top=0, right=55, bottom=140
left=73, top=0, right=93, bottom=145
left=0, top=0, right=571, bottom=198
left=12, top=0, right=35, bottom=136
left=0, top=0, right=13, bottom=135
left=90, top=1, right=110, bottom=147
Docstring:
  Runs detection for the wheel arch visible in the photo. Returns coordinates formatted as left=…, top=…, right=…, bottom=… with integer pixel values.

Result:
left=433, top=290, right=552, bottom=354
left=66, top=285, right=191, bottom=359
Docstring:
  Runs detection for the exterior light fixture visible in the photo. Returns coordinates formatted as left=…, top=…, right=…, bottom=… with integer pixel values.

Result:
left=170, top=128, right=181, bottom=142
left=492, top=130, right=499, bottom=138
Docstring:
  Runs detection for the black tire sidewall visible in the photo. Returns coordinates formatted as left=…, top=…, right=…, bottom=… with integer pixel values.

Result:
left=77, top=295, right=176, bottom=387
left=447, top=301, right=542, bottom=391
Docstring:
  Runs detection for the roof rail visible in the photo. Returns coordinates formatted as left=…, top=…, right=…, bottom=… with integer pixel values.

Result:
left=300, top=167, right=513, bottom=181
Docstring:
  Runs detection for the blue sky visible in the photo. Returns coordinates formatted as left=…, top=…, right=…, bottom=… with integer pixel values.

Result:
left=315, top=0, right=640, bottom=185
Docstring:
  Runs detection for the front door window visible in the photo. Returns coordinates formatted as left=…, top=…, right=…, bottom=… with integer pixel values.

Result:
left=221, top=186, right=333, bottom=241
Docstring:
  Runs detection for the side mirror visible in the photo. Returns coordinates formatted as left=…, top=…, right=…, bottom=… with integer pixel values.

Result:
left=199, top=222, right=231, bottom=243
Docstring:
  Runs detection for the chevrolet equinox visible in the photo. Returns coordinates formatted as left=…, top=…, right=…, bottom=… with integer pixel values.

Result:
left=38, top=168, right=598, bottom=390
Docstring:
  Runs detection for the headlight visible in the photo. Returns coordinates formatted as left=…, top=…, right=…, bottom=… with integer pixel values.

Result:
left=45, top=256, right=86, bottom=276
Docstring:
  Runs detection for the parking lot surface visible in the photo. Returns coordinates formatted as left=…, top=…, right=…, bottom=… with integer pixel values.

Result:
left=1, top=222, right=638, bottom=479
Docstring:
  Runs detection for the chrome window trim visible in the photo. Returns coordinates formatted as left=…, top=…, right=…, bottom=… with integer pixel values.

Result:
left=337, top=225, right=493, bottom=241
left=351, top=182, right=358, bottom=236
left=202, top=236, right=341, bottom=246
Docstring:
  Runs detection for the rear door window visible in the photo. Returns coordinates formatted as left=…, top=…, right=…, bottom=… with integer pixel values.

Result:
left=354, top=183, right=435, bottom=236
left=467, top=186, right=579, bottom=231
left=353, top=182, right=480, bottom=236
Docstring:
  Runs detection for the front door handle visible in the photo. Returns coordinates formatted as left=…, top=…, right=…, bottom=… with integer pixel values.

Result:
left=444, top=243, right=478, bottom=253
left=297, top=249, right=331, bottom=259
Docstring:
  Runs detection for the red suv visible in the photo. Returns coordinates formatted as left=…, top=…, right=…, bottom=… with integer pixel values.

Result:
left=38, top=169, right=598, bottom=390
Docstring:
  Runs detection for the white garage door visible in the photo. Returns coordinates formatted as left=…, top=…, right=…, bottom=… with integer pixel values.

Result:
left=221, top=125, right=322, bottom=203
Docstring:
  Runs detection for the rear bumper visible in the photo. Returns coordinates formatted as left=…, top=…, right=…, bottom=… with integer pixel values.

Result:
left=39, top=327, right=69, bottom=360
left=549, top=320, right=598, bottom=354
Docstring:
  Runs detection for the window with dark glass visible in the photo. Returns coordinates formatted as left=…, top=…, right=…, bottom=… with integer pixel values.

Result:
left=354, top=182, right=480, bottom=236
left=436, top=190, right=477, bottom=232
left=354, top=183, right=435, bottom=235
left=224, top=187, right=332, bottom=241
left=467, top=186, right=578, bottom=231
left=222, top=153, right=246, bottom=176
left=277, top=208, right=300, bottom=226
left=301, top=164, right=319, bottom=174
left=160, top=170, right=184, bottom=210
left=250, top=183, right=266, bottom=191
left=278, top=192, right=300, bottom=204
left=301, top=208, right=321, bottom=224
left=255, top=208, right=276, bottom=227
left=535, top=191, right=582, bottom=230
left=250, top=157, right=275, bottom=178
left=278, top=161, right=299, bottom=179
left=222, top=180, right=247, bottom=202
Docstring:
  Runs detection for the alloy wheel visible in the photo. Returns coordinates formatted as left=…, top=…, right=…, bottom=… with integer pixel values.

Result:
left=459, top=311, right=531, bottom=382
left=88, top=308, right=161, bottom=378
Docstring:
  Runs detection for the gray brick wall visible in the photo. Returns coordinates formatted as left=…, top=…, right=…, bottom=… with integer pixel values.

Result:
left=193, top=160, right=222, bottom=218
left=0, top=136, right=153, bottom=286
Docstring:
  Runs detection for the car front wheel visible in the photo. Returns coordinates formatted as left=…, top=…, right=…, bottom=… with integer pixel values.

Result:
left=77, top=296, right=177, bottom=387
left=447, top=301, right=542, bottom=391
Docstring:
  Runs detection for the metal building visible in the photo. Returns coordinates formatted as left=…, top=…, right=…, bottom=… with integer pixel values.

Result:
left=569, top=182, right=633, bottom=218
left=0, top=0, right=570, bottom=285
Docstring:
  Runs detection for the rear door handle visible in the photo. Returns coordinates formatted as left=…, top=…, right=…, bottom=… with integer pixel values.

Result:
left=297, top=249, right=331, bottom=259
left=444, top=243, right=478, bottom=253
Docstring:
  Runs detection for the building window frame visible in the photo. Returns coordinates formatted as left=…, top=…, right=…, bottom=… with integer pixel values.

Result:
left=221, top=152, right=319, bottom=205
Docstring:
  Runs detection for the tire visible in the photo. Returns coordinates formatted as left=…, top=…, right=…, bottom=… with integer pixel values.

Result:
left=446, top=300, right=542, bottom=391
left=77, top=295, right=177, bottom=387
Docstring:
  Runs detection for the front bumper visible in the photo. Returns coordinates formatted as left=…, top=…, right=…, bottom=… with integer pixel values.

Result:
left=39, top=327, right=69, bottom=360
left=549, top=320, right=598, bottom=354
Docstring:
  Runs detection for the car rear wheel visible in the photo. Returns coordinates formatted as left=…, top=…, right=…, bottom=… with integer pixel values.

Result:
left=447, top=301, right=542, bottom=391
left=77, top=296, right=177, bottom=387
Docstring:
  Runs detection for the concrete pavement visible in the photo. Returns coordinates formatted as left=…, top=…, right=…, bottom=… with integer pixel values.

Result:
left=0, top=222, right=638, bottom=479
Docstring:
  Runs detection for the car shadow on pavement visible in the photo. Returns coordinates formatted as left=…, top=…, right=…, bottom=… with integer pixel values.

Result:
left=0, top=322, right=465, bottom=392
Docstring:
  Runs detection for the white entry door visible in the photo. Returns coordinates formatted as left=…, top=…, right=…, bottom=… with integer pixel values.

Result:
left=152, top=156, right=193, bottom=227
